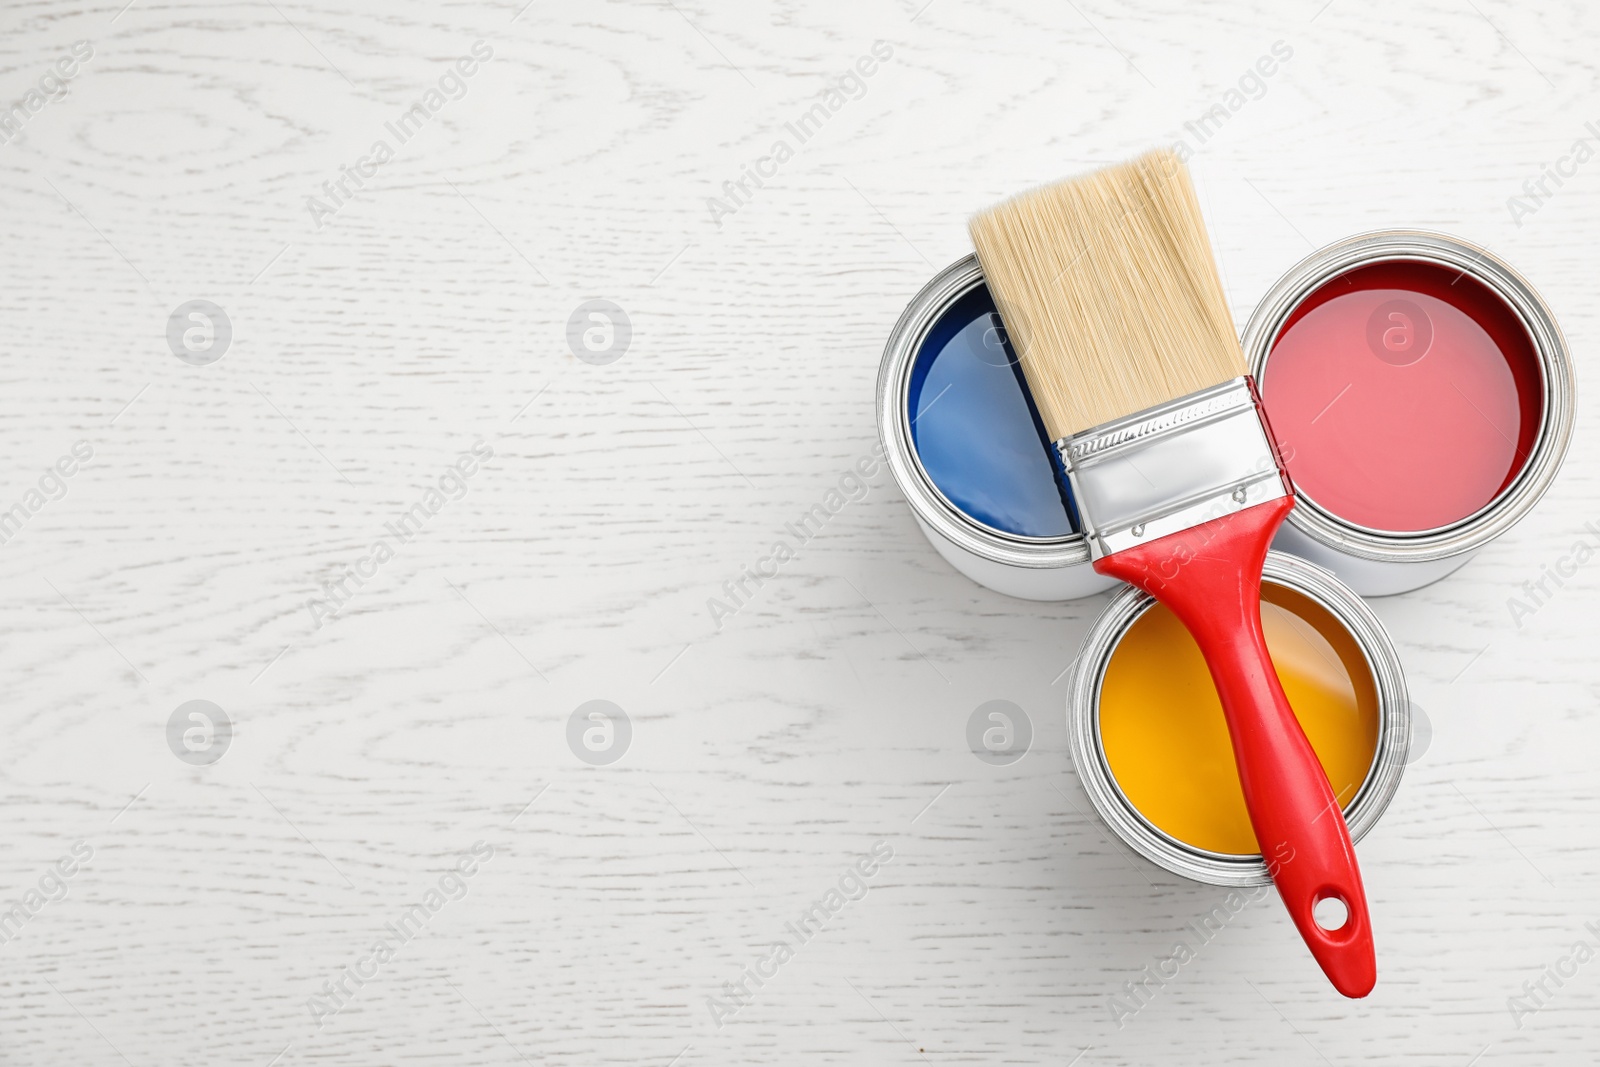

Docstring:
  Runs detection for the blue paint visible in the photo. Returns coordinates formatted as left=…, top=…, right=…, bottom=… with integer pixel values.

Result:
left=907, top=284, right=1077, bottom=538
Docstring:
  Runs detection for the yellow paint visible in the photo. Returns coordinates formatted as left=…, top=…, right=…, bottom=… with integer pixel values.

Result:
left=1098, top=583, right=1380, bottom=856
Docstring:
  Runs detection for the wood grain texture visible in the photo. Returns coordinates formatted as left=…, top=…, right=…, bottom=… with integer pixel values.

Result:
left=0, top=0, right=1598, bottom=1063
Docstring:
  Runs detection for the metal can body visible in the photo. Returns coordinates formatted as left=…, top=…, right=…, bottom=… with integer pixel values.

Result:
left=878, top=254, right=1118, bottom=602
left=1067, top=552, right=1410, bottom=887
left=1242, top=231, right=1574, bottom=596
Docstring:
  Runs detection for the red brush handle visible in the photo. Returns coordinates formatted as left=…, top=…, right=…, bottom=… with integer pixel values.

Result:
left=1094, top=497, right=1376, bottom=998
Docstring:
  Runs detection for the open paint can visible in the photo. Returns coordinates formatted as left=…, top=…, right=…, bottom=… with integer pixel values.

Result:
left=1067, top=551, right=1410, bottom=887
left=1242, top=231, right=1574, bottom=596
left=878, top=254, right=1118, bottom=601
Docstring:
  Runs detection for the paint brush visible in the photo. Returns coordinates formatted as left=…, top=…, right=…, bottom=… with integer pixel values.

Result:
left=970, top=149, right=1376, bottom=997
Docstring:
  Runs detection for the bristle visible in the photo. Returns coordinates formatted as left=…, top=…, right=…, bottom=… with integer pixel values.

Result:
left=969, top=149, right=1247, bottom=440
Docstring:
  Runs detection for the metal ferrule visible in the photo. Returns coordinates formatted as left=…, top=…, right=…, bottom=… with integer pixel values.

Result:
left=1057, top=377, right=1290, bottom=560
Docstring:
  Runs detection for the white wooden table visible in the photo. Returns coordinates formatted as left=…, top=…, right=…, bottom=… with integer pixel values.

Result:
left=2, top=0, right=1597, bottom=1063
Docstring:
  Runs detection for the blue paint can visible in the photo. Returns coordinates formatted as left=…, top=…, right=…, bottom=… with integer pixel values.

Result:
left=878, top=255, right=1117, bottom=601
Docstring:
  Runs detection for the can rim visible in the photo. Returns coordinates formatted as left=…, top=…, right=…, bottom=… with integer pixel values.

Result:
left=1241, top=229, right=1575, bottom=563
left=877, top=253, right=1093, bottom=569
left=1066, top=551, right=1411, bottom=887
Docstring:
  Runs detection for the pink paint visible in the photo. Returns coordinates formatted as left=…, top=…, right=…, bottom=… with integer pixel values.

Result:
left=1259, top=259, right=1543, bottom=533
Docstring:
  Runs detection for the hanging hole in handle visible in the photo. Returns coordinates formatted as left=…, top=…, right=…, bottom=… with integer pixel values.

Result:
left=1313, top=892, right=1350, bottom=932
